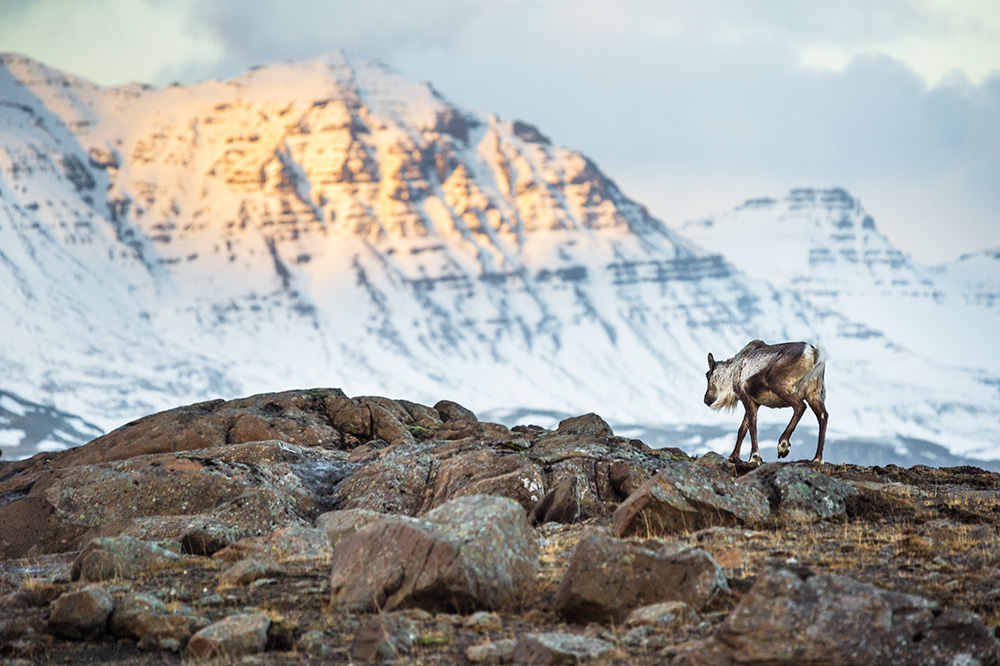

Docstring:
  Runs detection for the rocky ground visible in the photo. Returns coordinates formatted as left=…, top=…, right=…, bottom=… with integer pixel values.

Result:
left=1, top=388, right=999, bottom=665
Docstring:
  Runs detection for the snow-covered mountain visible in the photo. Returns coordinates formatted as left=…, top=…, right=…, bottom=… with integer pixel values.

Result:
left=1, top=52, right=997, bottom=465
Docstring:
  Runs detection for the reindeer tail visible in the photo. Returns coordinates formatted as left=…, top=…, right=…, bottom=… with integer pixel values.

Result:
left=805, top=344, right=827, bottom=399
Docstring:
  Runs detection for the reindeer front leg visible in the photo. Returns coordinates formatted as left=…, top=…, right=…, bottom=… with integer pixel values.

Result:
left=733, top=396, right=761, bottom=465
left=745, top=399, right=762, bottom=465
left=728, top=410, right=751, bottom=462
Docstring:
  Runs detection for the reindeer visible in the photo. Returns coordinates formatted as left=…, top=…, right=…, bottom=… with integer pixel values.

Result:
left=704, top=340, right=828, bottom=464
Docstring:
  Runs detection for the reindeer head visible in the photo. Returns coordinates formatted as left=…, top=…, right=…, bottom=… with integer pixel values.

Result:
left=704, top=353, right=718, bottom=406
left=703, top=352, right=737, bottom=410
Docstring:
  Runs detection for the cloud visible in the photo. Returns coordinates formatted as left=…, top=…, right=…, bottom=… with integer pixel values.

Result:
left=0, top=0, right=221, bottom=86
left=186, top=0, right=481, bottom=82
left=3, top=0, right=998, bottom=261
left=366, top=1, right=1000, bottom=262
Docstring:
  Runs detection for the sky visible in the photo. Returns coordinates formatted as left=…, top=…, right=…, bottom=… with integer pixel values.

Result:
left=1, top=0, right=998, bottom=264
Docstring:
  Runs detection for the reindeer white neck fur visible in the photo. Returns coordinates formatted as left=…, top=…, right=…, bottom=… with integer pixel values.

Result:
left=708, top=361, right=740, bottom=411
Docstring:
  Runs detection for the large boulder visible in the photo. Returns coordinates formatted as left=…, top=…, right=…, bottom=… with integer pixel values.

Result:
left=517, top=416, right=669, bottom=525
left=328, top=494, right=539, bottom=613
left=612, top=461, right=770, bottom=537
left=738, top=464, right=858, bottom=523
left=48, top=585, right=114, bottom=640
left=48, top=389, right=350, bottom=467
left=553, top=535, right=728, bottom=623
left=681, top=567, right=1000, bottom=666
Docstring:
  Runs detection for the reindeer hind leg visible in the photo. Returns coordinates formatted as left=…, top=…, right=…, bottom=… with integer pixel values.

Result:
left=777, top=398, right=807, bottom=459
left=763, top=378, right=808, bottom=460
left=806, top=395, right=828, bottom=464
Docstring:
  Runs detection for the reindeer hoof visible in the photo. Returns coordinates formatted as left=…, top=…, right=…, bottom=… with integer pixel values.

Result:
left=749, top=452, right=763, bottom=466
left=777, top=440, right=791, bottom=459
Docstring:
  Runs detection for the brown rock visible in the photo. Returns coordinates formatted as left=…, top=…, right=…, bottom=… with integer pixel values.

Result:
left=612, top=461, right=770, bottom=537
left=555, top=413, right=614, bottom=437
left=218, top=558, right=282, bottom=588
left=0, top=496, right=89, bottom=560
left=426, top=449, right=545, bottom=512
left=213, top=524, right=331, bottom=563
left=59, top=389, right=349, bottom=467
left=434, top=399, right=477, bottom=423
left=524, top=422, right=669, bottom=524
left=467, top=638, right=518, bottom=663
left=331, top=446, right=435, bottom=515
left=329, top=495, right=539, bottom=613
left=1, top=440, right=342, bottom=558
left=325, top=395, right=415, bottom=446
left=108, top=592, right=165, bottom=636
left=553, top=535, right=728, bottom=623
left=48, top=585, right=114, bottom=640
left=625, top=601, right=700, bottom=628
left=185, top=612, right=271, bottom=661
left=398, top=399, right=444, bottom=429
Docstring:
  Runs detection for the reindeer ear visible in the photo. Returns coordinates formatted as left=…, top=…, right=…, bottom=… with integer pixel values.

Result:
left=707, top=353, right=715, bottom=369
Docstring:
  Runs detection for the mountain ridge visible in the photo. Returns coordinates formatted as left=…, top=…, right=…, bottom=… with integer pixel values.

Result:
left=1, top=52, right=997, bottom=463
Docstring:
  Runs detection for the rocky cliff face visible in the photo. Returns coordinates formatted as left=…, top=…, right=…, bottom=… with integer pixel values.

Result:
left=1, top=52, right=997, bottom=463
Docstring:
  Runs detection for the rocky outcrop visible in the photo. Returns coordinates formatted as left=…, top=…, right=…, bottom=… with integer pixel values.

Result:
left=3, top=389, right=998, bottom=665
left=611, top=460, right=770, bottom=537
left=681, top=566, right=1000, bottom=666
left=738, top=463, right=858, bottom=523
left=0, top=391, right=678, bottom=560
left=0, top=438, right=343, bottom=558
left=329, top=495, right=539, bottom=613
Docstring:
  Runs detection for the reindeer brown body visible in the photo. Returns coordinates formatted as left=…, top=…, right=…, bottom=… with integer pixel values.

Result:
left=704, top=340, right=828, bottom=464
